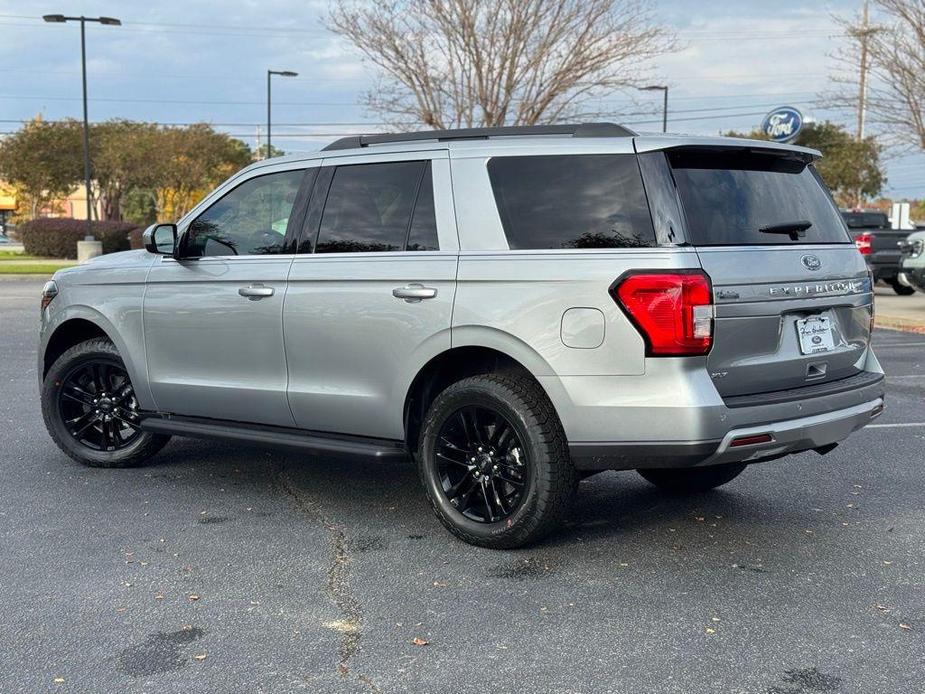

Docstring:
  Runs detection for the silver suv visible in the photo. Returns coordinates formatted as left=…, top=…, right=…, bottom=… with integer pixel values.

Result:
left=39, top=124, right=885, bottom=548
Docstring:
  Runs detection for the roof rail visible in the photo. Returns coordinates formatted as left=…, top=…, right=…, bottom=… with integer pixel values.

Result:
left=321, top=122, right=637, bottom=151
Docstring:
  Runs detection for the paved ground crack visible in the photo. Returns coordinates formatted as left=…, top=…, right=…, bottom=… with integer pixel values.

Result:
left=276, top=468, right=374, bottom=689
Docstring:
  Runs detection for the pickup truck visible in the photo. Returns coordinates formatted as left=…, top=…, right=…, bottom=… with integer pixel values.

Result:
left=842, top=209, right=915, bottom=295
left=899, top=231, right=925, bottom=294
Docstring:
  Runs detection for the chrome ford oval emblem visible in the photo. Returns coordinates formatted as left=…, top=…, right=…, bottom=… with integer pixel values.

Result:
left=801, top=254, right=822, bottom=271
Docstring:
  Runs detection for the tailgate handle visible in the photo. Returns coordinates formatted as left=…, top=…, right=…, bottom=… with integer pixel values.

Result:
left=806, top=362, right=827, bottom=379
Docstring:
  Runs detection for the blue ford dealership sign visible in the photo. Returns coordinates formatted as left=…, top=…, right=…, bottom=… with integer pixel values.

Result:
left=761, top=107, right=803, bottom=142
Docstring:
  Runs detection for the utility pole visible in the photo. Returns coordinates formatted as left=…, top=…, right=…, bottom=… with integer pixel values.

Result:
left=857, top=0, right=870, bottom=142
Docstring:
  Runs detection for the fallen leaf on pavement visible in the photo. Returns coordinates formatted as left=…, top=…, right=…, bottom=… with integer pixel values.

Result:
left=193, top=653, right=207, bottom=661
left=411, top=637, right=428, bottom=646
left=188, top=594, right=200, bottom=602
left=705, top=628, right=716, bottom=634
left=53, top=677, right=65, bottom=684
left=899, top=623, right=912, bottom=631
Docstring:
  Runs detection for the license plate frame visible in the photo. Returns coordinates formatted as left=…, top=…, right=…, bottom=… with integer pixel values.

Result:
left=796, top=315, right=835, bottom=355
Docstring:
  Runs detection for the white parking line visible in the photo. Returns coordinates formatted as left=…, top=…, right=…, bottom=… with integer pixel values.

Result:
left=886, top=375, right=925, bottom=379
left=868, top=422, right=925, bottom=428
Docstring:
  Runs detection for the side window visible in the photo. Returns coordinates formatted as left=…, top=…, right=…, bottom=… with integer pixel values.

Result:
left=407, top=163, right=438, bottom=251
left=185, top=169, right=304, bottom=257
left=487, top=154, right=656, bottom=250
left=315, top=160, right=427, bottom=253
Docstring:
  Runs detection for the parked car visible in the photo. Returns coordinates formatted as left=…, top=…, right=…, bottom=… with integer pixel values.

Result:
left=38, top=124, right=885, bottom=548
left=842, top=209, right=915, bottom=295
left=899, top=231, right=925, bottom=294
left=0, top=231, right=12, bottom=244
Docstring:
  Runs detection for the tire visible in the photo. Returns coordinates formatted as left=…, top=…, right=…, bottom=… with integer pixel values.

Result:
left=418, top=373, right=576, bottom=549
left=637, top=463, right=747, bottom=493
left=41, top=338, right=170, bottom=468
left=890, top=279, right=916, bottom=296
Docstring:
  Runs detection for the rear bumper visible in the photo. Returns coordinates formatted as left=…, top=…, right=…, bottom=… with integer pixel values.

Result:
left=570, top=396, right=883, bottom=471
left=542, top=349, right=886, bottom=471
left=867, top=256, right=902, bottom=281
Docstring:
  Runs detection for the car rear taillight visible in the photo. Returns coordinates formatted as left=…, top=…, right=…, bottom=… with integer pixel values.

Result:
left=611, top=271, right=713, bottom=356
left=854, top=233, right=873, bottom=255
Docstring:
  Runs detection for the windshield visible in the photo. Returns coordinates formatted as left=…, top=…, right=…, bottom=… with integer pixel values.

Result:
left=668, top=150, right=851, bottom=246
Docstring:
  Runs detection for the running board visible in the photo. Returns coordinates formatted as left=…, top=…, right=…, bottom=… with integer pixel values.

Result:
left=140, top=415, right=409, bottom=460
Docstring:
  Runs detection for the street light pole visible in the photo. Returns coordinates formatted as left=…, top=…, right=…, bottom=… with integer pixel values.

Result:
left=79, top=19, right=91, bottom=237
left=43, top=14, right=121, bottom=239
left=266, top=70, right=298, bottom=159
left=640, top=85, right=669, bottom=133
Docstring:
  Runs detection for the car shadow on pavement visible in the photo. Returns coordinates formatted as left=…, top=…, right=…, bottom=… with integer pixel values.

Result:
left=144, top=438, right=844, bottom=556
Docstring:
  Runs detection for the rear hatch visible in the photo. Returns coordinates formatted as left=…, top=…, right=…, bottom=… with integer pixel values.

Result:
left=658, top=146, right=873, bottom=398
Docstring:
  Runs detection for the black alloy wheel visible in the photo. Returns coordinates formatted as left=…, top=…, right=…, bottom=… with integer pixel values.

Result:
left=418, top=373, right=576, bottom=549
left=434, top=405, right=529, bottom=523
left=57, top=358, right=142, bottom=452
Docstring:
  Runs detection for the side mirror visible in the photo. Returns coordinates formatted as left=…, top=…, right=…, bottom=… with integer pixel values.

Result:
left=143, top=223, right=177, bottom=256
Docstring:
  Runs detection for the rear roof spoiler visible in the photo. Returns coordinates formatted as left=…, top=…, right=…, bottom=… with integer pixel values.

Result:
left=634, top=135, right=821, bottom=163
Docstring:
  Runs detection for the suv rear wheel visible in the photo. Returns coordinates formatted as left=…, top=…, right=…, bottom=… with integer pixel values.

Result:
left=637, top=463, right=747, bottom=493
left=42, top=338, right=170, bottom=467
left=889, top=278, right=916, bottom=296
left=418, top=373, right=575, bottom=549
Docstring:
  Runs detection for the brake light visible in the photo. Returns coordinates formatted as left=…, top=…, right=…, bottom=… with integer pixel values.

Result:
left=854, top=233, right=873, bottom=255
left=611, top=271, right=713, bottom=356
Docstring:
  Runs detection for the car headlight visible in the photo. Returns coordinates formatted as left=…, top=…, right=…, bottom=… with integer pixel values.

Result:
left=41, top=280, right=58, bottom=311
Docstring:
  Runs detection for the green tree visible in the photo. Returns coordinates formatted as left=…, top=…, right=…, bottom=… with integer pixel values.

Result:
left=151, top=124, right=253, bottom=220
left=90, top=120, right=162, bottom=221
left=723, top=121, right=884, bottom=206
left=0, top=117, right=83, bottom=219
left=253, top=144, right=286, bottom=160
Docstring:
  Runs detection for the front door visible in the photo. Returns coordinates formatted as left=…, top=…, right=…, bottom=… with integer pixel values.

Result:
left=285, top=152, right=459, bottom=440
left=143, top=166, right=312, bottom=426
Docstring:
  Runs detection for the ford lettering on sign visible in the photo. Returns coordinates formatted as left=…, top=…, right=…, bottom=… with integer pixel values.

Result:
left=761, top=106, right=803, bottom=142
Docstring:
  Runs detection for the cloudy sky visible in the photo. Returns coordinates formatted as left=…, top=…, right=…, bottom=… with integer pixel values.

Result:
left=0, top=0, right=921, bottom=199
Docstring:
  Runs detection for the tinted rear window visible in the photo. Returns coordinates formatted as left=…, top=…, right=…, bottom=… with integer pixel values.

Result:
left=487, top=154, right=656, bottom=250
left=668, top=150, right=850, bottom=246
left=316, top=160, right=426, bottom=253
left=842, top=212, right=889, bottom=229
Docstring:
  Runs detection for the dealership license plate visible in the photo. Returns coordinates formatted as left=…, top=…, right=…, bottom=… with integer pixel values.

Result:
left=796, top=315, right=835, bottom=355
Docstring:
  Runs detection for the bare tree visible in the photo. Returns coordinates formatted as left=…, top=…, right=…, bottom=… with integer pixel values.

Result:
left=826, top=0, right=925, bottom=151
left=326, top=0, right=675, bottom=129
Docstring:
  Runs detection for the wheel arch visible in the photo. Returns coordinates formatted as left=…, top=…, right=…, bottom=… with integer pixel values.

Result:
left=41, top=307, right=153, bottom=409
left=42, top=318, right=111, bottom=378
left=402, top=341, right=555, bottom=455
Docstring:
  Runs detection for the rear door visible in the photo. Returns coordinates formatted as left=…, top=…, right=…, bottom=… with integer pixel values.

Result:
left=284, top=151, right=458, bottom=440
left=640, top=146, right=873, bottom=398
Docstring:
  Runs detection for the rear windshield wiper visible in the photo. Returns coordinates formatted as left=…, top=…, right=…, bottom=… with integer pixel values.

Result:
left=758, top=220, right=812, bottom=241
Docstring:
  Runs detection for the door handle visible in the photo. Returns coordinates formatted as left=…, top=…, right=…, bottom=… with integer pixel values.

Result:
left=392, top=284, right=437, bottom=302
left=238, top=284, right=275, bottom=300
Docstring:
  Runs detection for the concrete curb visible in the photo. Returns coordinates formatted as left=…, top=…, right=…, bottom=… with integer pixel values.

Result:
left=876, top=315, right=925, bottom=334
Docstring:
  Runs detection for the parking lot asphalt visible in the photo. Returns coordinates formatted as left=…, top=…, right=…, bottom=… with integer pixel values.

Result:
left=1, top=277, right=923, bottom=694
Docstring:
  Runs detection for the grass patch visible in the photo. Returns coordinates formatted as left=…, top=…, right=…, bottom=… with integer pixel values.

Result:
left=0, top=262, right=76, bottom=275
left=0, top=251, right=35, bottom=259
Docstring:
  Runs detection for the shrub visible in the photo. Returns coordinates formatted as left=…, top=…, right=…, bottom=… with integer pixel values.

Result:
left=18, top=218, right=140, bottom=259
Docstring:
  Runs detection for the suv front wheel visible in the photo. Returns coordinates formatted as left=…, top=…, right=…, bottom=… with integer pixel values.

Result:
left=41, top=338, right=170, bottom=467
left=418, top=373, right=576, bottom=549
